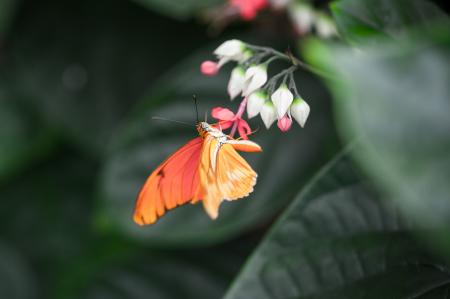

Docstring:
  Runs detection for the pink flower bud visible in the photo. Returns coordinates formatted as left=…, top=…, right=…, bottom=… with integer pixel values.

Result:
left=200, top=60, right=219, bottom=76
left=240, top=5, right=258, bottom=20
left=277, top=114, right=292, bottom=132
left=230, top=0, right=268, bottom=21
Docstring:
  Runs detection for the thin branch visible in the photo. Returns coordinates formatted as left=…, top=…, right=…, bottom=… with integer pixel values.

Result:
left=246, top=43, right=335, bottom=80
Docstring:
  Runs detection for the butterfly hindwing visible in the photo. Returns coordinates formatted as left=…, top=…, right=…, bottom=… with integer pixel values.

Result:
left=217, top=142, right=257, bottom=200
left=199, top=135, right=261, bottom=219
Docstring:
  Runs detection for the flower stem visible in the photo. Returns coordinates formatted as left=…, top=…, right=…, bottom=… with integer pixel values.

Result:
left=289, top=72, right=301, bottom=97
left=265, top=65, right=298, bottom=94
left=245, top=43, right=335, bottom=80
left=230, top=97, right=248, bottom=137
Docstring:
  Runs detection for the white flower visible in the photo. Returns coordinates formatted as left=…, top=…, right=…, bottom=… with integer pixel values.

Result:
left=288, top=2, right=314, bottom=35
left=247, top=91, right=267, bottom=118
left=271, top=84, right=294, bottom=118
left=227, top=66, right=246, bottom=100
left=214, top=39, right=246, bottom=66
left=315, top=13, right=338, bottom=38
left=242, top=64, right=267, bottom=96
left=290, top=97, right=310, bottom=127
left=260, top=101, right=277, bottom=129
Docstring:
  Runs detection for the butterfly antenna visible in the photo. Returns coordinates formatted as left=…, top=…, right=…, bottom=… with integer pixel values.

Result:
left=151, top=116, right=195, bottom=127
left=193, top=95, right=199, bottom=124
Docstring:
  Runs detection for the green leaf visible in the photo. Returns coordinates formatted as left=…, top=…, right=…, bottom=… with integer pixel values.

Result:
left=0, top=82, right=57, bottom=182
left=305, top=27, right=450, bottom=251
left=331, top=0, right=449, bottom=44
left=0, top=241, right=37, bottom=299
left=99, top=47, right=340, bottom=247
left=224, top=149, right=450, bottom=299
left=5, top=0, right=207, bottom=154
left=129, top=0, right=222, bottom=20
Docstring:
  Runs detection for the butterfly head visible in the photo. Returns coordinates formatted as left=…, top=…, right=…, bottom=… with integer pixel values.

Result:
left=196, top=121, right=212, bottom=138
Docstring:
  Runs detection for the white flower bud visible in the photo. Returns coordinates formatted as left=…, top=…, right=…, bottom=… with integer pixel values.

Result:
left=243, top=64, right=267, bottom=96
left=227, top=66, right=246, bottom=100
left=315, top=13, right=338, bottom=38
left=260, top=101, right=277, bottom=129
left=214, top=39, right=246, bottom=62
left=290, top=97, right=310, bottom=127
left=271, top=84, right=294, bottom=118
left=247, top=90, right=267, bottom=118
left=288, top=2, right=314, bottom=35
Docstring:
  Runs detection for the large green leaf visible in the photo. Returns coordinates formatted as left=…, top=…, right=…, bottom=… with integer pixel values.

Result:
left=130, top=0, right=222, bottom=20
left=5, top=0, right=207, bottom=154
left=331, top=0, right=449, bottom=44
left=304, top=27, right=450, bottom=250
left=224, top=149, right=450, bottom=299
left=99, top=47, right=340, bottom=247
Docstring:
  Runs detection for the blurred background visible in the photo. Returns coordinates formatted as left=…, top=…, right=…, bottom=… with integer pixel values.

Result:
left=0, top=0, right=449, bottom=298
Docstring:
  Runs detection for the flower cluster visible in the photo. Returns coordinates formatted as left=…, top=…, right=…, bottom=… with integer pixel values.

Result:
left=201, top=39, right=310, bottom=137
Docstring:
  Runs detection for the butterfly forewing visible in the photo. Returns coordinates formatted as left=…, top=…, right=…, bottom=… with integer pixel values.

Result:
left=133, top=137, right=203, bottom=225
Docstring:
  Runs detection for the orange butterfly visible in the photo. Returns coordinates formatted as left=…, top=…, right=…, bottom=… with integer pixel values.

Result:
left=133, top=121, right=262, bottom=225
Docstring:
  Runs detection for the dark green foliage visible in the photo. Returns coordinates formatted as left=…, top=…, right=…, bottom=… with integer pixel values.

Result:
left=0, top=0, right=448, bottom=298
